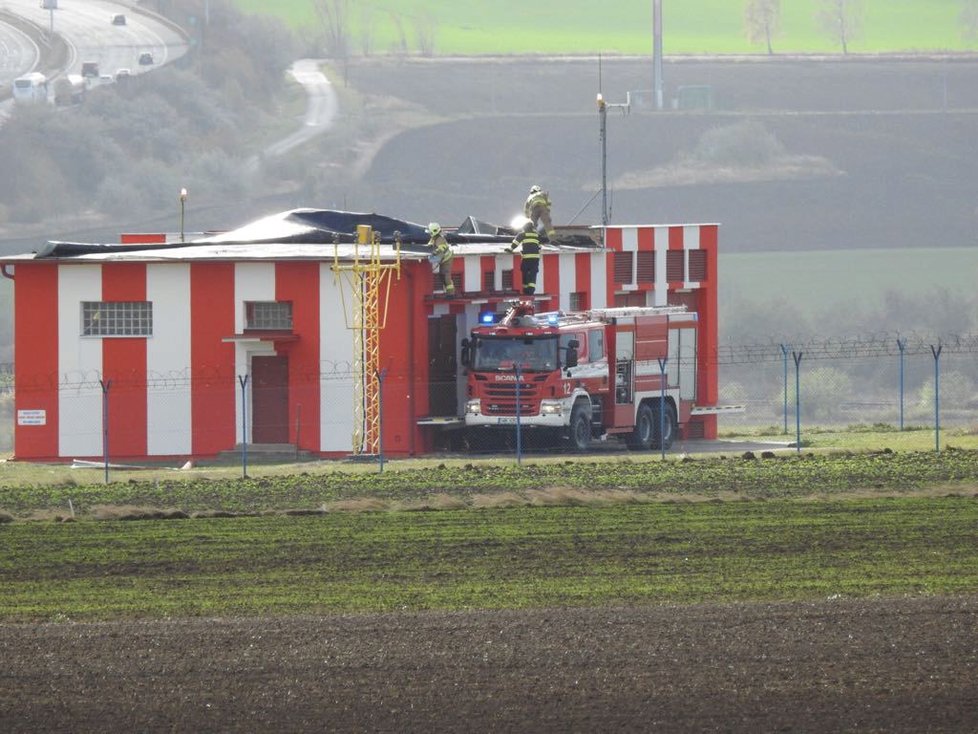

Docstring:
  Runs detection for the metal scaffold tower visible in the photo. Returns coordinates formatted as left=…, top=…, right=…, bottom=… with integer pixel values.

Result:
left=331, top=225, right=401, bottom=456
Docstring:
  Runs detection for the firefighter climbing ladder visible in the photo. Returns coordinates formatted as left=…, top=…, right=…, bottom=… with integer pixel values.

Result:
left=331, top=225, right=401, bottom=456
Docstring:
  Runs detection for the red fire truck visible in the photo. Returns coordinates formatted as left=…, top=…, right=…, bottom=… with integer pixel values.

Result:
left=461, top=300, right=702, bottom=451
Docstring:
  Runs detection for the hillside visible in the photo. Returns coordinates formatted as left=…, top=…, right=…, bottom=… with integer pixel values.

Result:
left=312, top=55, right=978, bottom=252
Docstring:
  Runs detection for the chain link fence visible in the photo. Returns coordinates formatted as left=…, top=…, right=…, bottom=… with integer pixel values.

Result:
left=0, top=332, right=975, bottom=455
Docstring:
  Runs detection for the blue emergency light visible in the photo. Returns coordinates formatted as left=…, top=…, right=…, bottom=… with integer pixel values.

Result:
left=547, top=314, right=559, bottom=325
left=480, top=312, right=496, bottom=324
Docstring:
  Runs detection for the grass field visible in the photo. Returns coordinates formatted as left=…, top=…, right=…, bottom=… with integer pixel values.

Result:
left=720, top=245, right=978, bottom=314
left=232, top=0, right=978, bottom=55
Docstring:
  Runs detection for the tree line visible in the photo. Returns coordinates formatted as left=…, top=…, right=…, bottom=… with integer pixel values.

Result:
left=745, top=0, right=978, bottom=55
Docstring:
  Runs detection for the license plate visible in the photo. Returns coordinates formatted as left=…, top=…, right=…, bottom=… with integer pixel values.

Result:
left=496, top=416, right=517, bottom=425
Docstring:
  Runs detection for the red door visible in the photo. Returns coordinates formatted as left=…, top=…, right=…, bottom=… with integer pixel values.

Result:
left=252, top=355, right=289, bottom=444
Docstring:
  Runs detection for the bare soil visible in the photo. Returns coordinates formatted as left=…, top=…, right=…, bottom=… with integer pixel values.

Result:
left=2, top=596, right=977, bottom=733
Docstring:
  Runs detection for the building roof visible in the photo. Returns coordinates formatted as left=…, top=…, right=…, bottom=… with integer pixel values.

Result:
left=0, top=209, right=602, bottom=265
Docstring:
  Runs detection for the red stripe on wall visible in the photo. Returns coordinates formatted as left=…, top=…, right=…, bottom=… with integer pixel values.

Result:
left=380, top=262, right=423, bottom=455
left=191, top=263, right=237, bottom=455
left=669, top=226, right=684, bottom=250
left=637, top=227, right=654, bottom=251
left=542, top=253, right=559, bottom=310
left=13, top=264, right=59, bottom=459
left=276, top=262, right=320, bottom=452
left=699, top=225, right=719, bottom=439
left=101, top=263, right=147, bottom=458
left=604, top=228, right=622, bottom=251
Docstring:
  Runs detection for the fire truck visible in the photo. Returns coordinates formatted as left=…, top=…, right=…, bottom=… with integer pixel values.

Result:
left=460, top=300, right=701, bottom=451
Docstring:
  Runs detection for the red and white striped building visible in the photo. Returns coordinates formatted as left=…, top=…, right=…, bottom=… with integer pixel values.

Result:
left=1, top=213, right=719, bottom=462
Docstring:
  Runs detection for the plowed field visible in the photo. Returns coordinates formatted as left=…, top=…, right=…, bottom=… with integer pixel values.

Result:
left=2, top=597, right=977, bottom=733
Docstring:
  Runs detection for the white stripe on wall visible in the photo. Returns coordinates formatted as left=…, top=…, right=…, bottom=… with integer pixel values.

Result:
left=496, top=253, right=514, bottom=291
left=146, top=264, right=191, bottom=455
left=590, top=252, right=608, bottom=308
left=320, top=264, right=354, bottom=452
left=654, top=227, right=669, bottom=306
left=234, top=263, right=277, bottom=443
left=463, top=257, right=480, bottom=293
left=558, top=253, right=576, bottom=311
left=684, top=225, right=701, bottom=289
left=58, top=265, right=103, bottom=457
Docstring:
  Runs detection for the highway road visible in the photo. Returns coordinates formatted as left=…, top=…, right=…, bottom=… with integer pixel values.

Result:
left=1, top=0, right=187, bottom=84
left=0, top=15, right=38, bottom=90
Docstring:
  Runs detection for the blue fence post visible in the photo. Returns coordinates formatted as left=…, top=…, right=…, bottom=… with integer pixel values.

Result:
left=99, top=378, right=112, bottom=484
left=515, top=363, right=523, bottom=465
left=238, top=374, right=249, bottom=478
left=792, top=351, right=803, bottom=454
left=377, top=367, right=388, bottom=473
left=780, top=343, right=790, bottom=434
left=930, top=343, right=942, bottom=454
left=896, top=338, right=907, bottom=431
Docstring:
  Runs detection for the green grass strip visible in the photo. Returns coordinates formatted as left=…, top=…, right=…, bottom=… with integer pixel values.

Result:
left=2, top=449, right=977, bottom=516
left=1, top=497, right=976, bottom=621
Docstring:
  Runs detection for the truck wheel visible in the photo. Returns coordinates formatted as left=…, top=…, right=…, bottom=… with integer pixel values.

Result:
left=628, top=403, right=654, bottom=450
left=651, top=401, right=676, bottom=451
left=567, top=401, right=591, bottom=452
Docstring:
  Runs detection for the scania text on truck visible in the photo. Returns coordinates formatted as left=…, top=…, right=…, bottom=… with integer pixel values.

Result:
left=460, top=300, right=701, bottom=451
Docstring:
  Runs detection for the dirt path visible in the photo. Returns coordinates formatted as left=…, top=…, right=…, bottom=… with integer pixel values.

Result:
left=2, top=596, right=976, bottom=732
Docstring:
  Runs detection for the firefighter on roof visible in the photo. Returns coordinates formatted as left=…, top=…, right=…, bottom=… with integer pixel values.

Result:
left=523, top=184, right=555, bottom=240
left=427, top=222, right=454, bottom=297
left=506, top=220, right=541, bottom=295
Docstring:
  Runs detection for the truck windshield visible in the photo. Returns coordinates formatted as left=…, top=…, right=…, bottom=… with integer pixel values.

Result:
left=472, top=336, right=558, bottom=372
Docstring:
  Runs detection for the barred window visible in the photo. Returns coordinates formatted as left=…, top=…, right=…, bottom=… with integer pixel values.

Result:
left=501, top=269, right=514, bottom=291
left=613, top=251, right=633, bottom=283
left=688, top=250, right=707, bottom=282
left=82, top=301, right=153, bottom=337
left=636, top=251, right=655, bottom=282
left=245, top=301, right=293, bottom=330
left=666, top=250, right=685, bottom=282
left=569, top=291, right=587, bottom=311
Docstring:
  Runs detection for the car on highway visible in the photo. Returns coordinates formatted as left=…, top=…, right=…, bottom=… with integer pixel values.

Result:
left=115, top=68, right=131, bottom=82
left=111, top=14, right=126, bottom=26
left=138, top=52, right=154, bottom=66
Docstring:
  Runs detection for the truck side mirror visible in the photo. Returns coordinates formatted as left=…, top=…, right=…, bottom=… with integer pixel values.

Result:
left=564, top=339, right=579, bottom=369
left=460, top=338, right=471, bottom=367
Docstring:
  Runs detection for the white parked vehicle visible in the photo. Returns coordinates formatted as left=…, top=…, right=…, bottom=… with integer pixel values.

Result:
left=12, top=73, right=48, bottom=104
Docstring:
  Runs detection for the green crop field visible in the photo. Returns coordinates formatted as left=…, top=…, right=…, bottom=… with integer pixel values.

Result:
left=2, top=496, right=977, bottom=620
left=231, top=0, right=977, bottom=55
left=2, top=450, right=977, bottom=621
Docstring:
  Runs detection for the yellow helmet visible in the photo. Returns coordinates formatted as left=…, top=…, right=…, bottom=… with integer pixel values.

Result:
left=529, top=185, right=542, bottom=195
left=428, top=222, right=441, bottom=236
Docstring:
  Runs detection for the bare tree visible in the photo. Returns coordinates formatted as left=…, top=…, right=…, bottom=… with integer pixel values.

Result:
left=390, top=11, right=408, bottom=56
left=358, top=6, right=375, bottom=57
left=816, top=0, right=862, bottom=54
left=961, top=0, right=978, bottom=41
left=414, top=11, right=438, bottom=57
left=312, top=0, right=350, bottom=60
left=744, top=0, right=781, bottom=54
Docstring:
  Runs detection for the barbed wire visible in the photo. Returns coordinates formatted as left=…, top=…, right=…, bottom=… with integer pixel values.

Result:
left=715, top=333, right=978, bottom=365
left=0, top=333, right=975, bottom=392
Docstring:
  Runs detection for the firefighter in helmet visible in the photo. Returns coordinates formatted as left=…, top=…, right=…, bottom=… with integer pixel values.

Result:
left=506, top=220, right=542, bottom=296
left=523, top=184, right=555, bottom=240
left=427, top=222, right=454, bottom=297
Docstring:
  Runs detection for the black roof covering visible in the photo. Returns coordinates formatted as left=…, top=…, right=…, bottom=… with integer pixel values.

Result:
left=33, top=209, right=596, bottom=258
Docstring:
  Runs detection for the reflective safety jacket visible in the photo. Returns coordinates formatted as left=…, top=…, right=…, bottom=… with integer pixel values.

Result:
left=523, top=191, right=552, bottom=217
left=428, top=233, right=453, bottom=263
left=508, top=229, right=541, bottom=259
